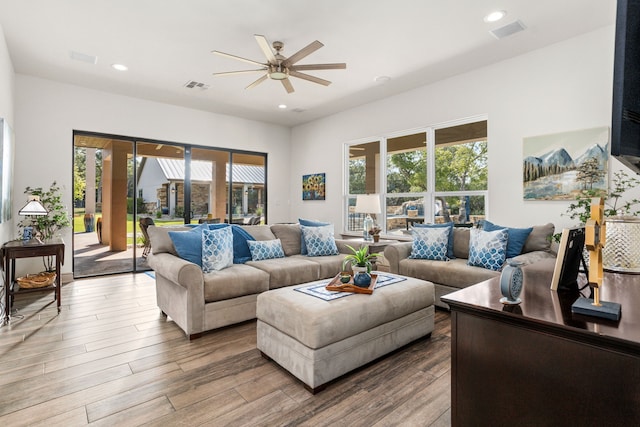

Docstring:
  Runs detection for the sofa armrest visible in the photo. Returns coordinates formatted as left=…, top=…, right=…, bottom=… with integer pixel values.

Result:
left=335, top=239, right=360, bottom=254
left=148, top=252, right=204, bottom=292
left=384, top=242, right=413, bottom=274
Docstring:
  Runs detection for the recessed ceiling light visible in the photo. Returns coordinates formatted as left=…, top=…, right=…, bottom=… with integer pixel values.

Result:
left=374, top=75, right=391, bottom=84
left=484, top=10, right=507, bottom=23
left=278, top=104, right=287, bottom=109
left=111, top=63, right=128, bottom=71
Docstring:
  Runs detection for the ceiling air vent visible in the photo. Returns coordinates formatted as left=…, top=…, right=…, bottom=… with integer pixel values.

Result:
left=490, top=20, right=526, bottom=40
left=184, top=80, right=209, bottom=90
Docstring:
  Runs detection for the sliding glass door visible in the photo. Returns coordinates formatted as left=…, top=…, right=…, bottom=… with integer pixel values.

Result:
left=73, top=132, right=267, bottom=278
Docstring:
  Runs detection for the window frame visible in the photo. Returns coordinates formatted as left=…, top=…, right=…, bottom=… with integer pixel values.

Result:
left=343, top=115, right=488, bottom=238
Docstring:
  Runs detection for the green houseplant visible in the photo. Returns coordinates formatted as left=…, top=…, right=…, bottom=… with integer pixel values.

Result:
left=558, top=171, right=640, bottom=272
left=342, top=244, right=379, bottom=273
left=18, top=181, right=71, bottom=271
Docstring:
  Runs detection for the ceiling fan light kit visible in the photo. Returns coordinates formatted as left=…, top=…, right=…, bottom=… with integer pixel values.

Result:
left=212, top=34, right=346, bottom=93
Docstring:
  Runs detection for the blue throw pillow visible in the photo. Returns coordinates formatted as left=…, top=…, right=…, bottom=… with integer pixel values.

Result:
left=413, top=222, right=455, bottom=259
left=202, top=227, right=234, bottom=273
left=298, top=218, right=330, bottom=255
left=229, top=224, right=255, bottom=264
left=301, top=224, right=339, bottom=256
left=482, top=220, right=533, bottom=259
left=409, top=226, right=450, bottom=261
left=169, top=224, right=210, bottom=266
left=468, top=228, right=509, bottom=271
left=247, top=239, right=285, bottom=261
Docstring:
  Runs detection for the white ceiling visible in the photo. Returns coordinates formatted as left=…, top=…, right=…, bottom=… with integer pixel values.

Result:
left=0, top=0, right=617, bottom=127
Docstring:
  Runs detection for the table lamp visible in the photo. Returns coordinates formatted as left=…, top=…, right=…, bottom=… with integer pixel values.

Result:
left=355, top=194, right=381, bottom=241
left=19, top=196, right=48, bottom=242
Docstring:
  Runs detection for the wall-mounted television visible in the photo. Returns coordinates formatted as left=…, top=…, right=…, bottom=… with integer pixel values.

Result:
left=611, top=0, right=640, bottom=173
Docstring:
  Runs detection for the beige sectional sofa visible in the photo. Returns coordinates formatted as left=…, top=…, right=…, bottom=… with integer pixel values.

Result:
left=384, top=223, right=557, bottom=308
left=147, top=223, right=354, bottom=339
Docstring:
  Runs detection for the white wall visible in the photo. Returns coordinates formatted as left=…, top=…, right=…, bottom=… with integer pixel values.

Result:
left=0, top=24, right=15, bottom=246
left=14, top=75, right=291, bottom=274
left=290, top=26, right=631, bottom=234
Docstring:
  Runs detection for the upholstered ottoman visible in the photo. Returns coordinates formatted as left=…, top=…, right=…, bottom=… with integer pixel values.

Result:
left=256, top=273, right=435, bottom=393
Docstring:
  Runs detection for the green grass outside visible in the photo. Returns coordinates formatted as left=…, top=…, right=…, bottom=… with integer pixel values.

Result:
left=73, top=213, right=186, bottom=244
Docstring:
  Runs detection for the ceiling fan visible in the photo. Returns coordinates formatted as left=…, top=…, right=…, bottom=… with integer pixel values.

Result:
left=211, top=34, right=346, bottom=94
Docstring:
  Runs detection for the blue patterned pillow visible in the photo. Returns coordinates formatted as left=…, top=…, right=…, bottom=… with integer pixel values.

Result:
left=413, top=222, right=455, bottom=259
left=298, top=218, right=330, bottom=255
left=202, top=227, right=234, bottom=273
left=482, top=220, right=533, bottom=259
left=169, top=224, right=210, bottom=266
left=468, top=228, right=509, bottom=271
left=409, top=226, right=450, bottom=261
left=248, top=239, right=285, bottom=261
left=301, top=224, right=339, bottom=256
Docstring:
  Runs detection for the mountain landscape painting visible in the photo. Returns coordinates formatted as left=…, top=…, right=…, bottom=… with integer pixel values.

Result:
left=523, top=127, right=609, bottom=200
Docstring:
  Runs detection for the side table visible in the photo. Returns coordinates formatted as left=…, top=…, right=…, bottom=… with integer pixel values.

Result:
left=1, top=238, right=65, bottom=324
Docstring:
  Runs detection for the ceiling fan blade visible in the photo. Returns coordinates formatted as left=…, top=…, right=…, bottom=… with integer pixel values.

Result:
left=291, top=63, right=346, bottom=71
left=246, top=74, right=269, bottom=90
left=281, top=78, right=295, bottom=93
left=289, top=70, right=331, bottom=86
left=283, top=40, right=324, bottom=66
left=211, top=50, right=266, bottom=67
left=213, top=69, right=267, bottom=76
left=254, top=34, right=276, bottom=63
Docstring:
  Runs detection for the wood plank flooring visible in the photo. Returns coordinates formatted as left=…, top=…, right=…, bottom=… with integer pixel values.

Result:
left=0, top=273, right=451, bottom=426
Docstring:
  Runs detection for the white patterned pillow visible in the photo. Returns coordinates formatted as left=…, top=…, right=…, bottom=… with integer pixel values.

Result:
left=467, top=228, right=509, bottom=271
left=202, top=227, right=233, bottom=273
left=247, top=239, right=285, bottom=261
left=301, top=224, right=339, bottom=256
left=409, top=226, right=450, bottom=261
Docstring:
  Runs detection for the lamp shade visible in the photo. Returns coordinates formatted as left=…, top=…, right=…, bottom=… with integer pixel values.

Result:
left=355, top=194, right=381, bottom=214
left=19, top=197, right=48, bottom=216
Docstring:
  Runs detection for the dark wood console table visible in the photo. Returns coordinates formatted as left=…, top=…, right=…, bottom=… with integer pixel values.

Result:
left=1, top=238, right=64, bottom=324
left=442, top=259, right=640, bottom=426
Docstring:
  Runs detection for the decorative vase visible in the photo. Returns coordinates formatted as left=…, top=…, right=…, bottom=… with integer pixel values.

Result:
left=603, top=216, right=640, bottom=273
left=499, top=260, right=524, bottom=305
left=353, top=271, right=371, bottom=287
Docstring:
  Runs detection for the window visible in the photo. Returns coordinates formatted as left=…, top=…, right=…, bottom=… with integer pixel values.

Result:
left=345, top=118, right=487, bottom=237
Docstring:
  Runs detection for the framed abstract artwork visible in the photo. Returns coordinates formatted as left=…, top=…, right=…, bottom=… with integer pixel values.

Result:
left=523, top=127, right=609, bottom=200
left=302, top=173, right=325, bottom=200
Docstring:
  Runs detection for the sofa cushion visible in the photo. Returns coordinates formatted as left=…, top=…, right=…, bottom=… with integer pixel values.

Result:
left=270, top=224, right=302, bottom=256
left=409, top=226, right=450, bottom=261
left=248, top=239, right=286, bottom=261
left=243, top=225, right=277, bottom=241
left=295, top=254, right=348, bottom=279
left=399, top=258, right=499, bottom=288
left=147, top=225, right=190, bottom=255
left=482, top=220, right=533, bottom=259
left=298, top=218, right=331, bottom=255
left=522, top=223, right=555, bottom=253
left=247, top=257, right=321, bottom=289
left=202, top=227, right=234, bottom=272
left=413, top=222, right=455, bottom=259
left=203, top=264, right=270, bottom=303
left=301, top=224, right=339, bottom=256
left=453, top=228, right=471, bottom=259
left=468, top=228, right=509, bottom=271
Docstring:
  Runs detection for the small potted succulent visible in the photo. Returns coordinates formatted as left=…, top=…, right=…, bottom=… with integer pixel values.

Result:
left=368, top=226, right=382, bottom=242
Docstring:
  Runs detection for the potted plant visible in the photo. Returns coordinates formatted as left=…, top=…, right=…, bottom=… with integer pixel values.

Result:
left=559, top=170, right=640, bottom=272
left=342, top=244, right=382, bottom=287
left=368, top=226, right=382, bottom=242
left=18, top=181, right=71, bottom=271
